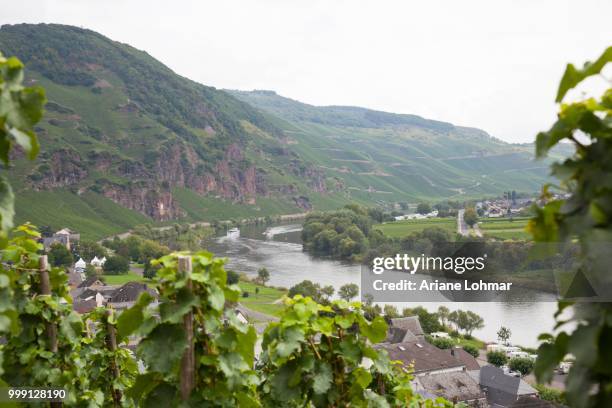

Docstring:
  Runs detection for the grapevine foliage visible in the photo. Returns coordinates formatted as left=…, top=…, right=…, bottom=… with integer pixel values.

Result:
left=82, top=307, right=139, bottom=406
left=0, top=224, right=99, bottom=405
left=530, top=46, right=612, bottom=407
left=0, top=53, right=45, bottom=244
left=119, top=252, right=260, bottom=407
left=258, top=296, right=452, bottom=407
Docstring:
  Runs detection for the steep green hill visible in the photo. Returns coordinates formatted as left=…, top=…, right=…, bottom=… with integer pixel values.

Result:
left=0, top=24, right=333, bottom=238
left=0, top=24, right=560, bottom=239
left=229, top=90, right=562, bottom=201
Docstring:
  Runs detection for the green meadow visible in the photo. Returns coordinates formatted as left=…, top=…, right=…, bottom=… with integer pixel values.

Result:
left=374, top=217, right=457, bottom=238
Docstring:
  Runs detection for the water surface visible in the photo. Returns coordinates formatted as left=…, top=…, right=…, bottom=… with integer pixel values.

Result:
left=205, top=222, right=559, bottom=347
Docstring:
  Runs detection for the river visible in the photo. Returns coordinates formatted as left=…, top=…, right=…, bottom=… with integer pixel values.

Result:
left=205, top=222, right=559, bottom=348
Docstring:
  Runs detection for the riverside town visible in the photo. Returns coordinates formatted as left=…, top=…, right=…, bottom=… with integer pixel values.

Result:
left=0, top=2, right=610, bottom=407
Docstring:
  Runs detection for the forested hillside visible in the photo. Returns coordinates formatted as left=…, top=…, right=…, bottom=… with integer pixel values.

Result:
left=0, top=24, right=562, bottom=239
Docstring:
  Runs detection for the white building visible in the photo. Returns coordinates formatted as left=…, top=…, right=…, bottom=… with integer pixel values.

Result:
left=91, top=256, right=102, bottom=267
left=75, top=258, right=86, bottom=271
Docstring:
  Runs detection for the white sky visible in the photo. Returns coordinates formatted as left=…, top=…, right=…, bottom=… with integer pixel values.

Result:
left=1, top=0, right=611, bottom=143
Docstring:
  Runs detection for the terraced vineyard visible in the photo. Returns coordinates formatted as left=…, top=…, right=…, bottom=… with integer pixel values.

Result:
left=478, top=217, right=530, bottom=240
left=231, top=90, right=570, bottom=203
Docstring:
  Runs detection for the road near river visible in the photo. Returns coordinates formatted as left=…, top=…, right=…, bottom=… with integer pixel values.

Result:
left=205, top=222, right=561, bottom=348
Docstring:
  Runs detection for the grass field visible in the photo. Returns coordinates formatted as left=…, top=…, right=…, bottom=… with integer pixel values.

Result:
left=238, top=281, right=287, bottom=318
left=455, top=336, right=486, bottom=350
left=478, top=217, right=530, bottom=240
left=102, top=271, right=149, bottom=285
left=374, top=217, right=457, bottom=238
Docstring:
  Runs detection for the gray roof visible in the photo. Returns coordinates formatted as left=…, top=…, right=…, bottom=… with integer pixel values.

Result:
left=479, top=366, right=537, bottom=395
left=469, top=366, right=537, bottom=407
left=78, top=276, right=106, bottom=288
left=73, top=299, right=97, bottom=314
left=446, top=347, right=481, bottom=371
left=108, top=282, right=156, bottom=303
left=389, top=316, right=424, bottom=337
left=377, top=341, right=464, bottom=374
left=385, top=326, right=419, bottom=343
left=417, top=371, right=485, bottom=402
left=76, top=287, right=115, bottom=301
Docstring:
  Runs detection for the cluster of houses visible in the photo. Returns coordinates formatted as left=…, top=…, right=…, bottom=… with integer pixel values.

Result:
left=476, top=192, right=569, bottom=219
left=70, top=275, right=157, bottom=314
left=41, top=227, right=153, bottom=315
left=475, top=198, right=533, bottom=218
left=372, top=317, right=553, bottom=407
left=394, top=209, right=439, bottom=221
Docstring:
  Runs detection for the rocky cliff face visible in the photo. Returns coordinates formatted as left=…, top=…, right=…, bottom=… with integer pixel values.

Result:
left=29, top=149, right=88, bottom=189
left=27, top=142, right=298, bottom=221
left=151, top=142, right=267, bottom=203
left=100, top=182, right=182, bottom=221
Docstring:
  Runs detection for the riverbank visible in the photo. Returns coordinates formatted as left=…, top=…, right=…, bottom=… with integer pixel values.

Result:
left=100, top=212, right=309, bottom=243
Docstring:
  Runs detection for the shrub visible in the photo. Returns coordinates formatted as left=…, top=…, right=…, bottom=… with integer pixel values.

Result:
left=462, top=344, right=480, bottom=358
left=226, top=269, right=240, bottom=285
left=534, top=384, right=566, bottom=404
left=48, top=242, right=73, bottom=267
left=428, top=337, right=455, bottom=349
left=487, top=351, right=508, bottom=367
left=257, top=267, right=270, bottom=285
left=102, top=255, right=130, bottom=275
left=509, top=357, right=535, bottom=376
left=288, top=280, right=322, bottom=301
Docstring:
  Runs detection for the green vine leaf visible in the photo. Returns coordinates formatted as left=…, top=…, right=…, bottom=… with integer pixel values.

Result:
left=137, top=323, right=187, bottom=373
left=556, top=46, right=612, bottom=102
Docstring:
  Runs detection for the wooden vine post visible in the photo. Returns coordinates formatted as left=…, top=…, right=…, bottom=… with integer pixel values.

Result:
left=178, top=256, right=195, bottom=401
left=105, top=308, right=122, bottom=407
left=38, top=255, right=58, bottom=353
left=39, top=255, right=62, bottom=408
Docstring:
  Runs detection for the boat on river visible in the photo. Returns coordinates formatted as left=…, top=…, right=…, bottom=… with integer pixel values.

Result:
left=227, top=227, right=240, bottom=239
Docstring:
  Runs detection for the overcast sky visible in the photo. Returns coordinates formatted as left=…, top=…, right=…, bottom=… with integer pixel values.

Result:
left=1, top=0, right=611, bottom=143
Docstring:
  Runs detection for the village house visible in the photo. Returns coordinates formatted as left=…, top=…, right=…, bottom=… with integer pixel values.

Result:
left=416, top=371, right=487, bottom=407
left=72, top=279, right=158, bottom=313
left=468, top=365, right=539, bottom=407
left=74, top=257, right=86, bottom=273
left=90, top=256, right=107, bottom=268
left=72, top=277, right=115, bottom=313
left=106, top=281, right=157, bottom=311
left=43, top=228, right=80, bottom=250
left=377, top=317, right=549, bottom=407
left=377, top=341, right=486, bottom=406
